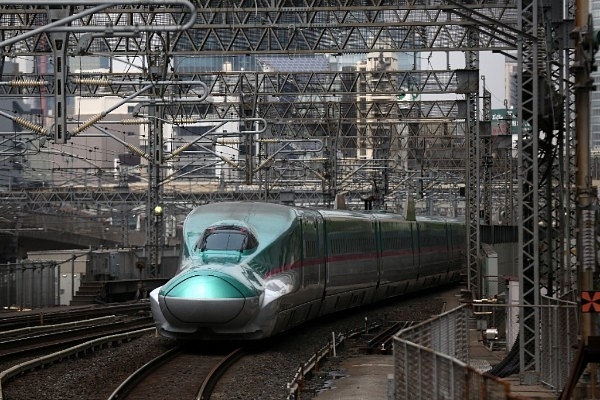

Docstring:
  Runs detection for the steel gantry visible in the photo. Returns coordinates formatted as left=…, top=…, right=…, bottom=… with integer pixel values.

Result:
left=0, top=0, right=587, bottom=384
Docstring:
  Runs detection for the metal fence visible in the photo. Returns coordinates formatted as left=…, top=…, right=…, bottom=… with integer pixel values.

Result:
left=0, top=261, right=59, bottom=310
left=394, top=305, right=523, bottom=400
left=393, top=294, right=579, bottom=399
left=539, top=294, right=578, bottom=392
left=395, top=305, right=470, bottom=362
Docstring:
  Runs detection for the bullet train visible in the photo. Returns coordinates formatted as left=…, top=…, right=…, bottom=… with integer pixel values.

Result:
left=150, top=201, right=465, bottom=340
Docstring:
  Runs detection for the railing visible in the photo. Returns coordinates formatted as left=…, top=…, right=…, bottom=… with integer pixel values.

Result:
left=393, top=305, right=522, bottom=400
left=393, top=294, right=579, bottom=399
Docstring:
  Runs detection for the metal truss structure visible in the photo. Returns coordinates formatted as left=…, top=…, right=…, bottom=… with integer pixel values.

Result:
left=515, top=0, right=579, bottom=381
left=0, top=0, right=587, bottom=383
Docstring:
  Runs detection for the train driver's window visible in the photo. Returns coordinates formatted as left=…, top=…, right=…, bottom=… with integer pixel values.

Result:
left=196, top=227, right=258, bottom=252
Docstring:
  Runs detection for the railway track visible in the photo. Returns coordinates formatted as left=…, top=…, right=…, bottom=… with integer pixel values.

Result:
left=0, top=315, right=154, bottom=366
left=108, top=347, right=245, bottom=400
left=0, top=327, right=157, bottom=400
left=364, top=321, right=414, bottom=354
left=0, top=302, right=150, bottom=332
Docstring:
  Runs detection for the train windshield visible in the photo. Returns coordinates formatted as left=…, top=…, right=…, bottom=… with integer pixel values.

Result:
left=196, top=226, right=258, bottom=252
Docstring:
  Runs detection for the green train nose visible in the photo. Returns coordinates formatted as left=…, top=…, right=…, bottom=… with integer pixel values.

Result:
left=159, top=273, right=257, bottom=324
left=163, top=275, right=246, bottom=299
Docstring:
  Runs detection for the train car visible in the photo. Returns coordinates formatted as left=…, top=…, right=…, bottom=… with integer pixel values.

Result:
left=149, top=201, right=465, bottom=340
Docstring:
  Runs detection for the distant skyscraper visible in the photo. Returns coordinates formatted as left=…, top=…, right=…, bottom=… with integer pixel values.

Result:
left=504, top=60, right=518, bottom=110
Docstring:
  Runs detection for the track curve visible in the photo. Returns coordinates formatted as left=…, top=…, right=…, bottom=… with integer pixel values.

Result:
left=108, top=347, right=245, bottom=400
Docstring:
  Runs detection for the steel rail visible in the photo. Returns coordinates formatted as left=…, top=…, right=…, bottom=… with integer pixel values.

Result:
left=196, top=348, right=246, bottom=400
left=107, top=347, right=181, bottom=400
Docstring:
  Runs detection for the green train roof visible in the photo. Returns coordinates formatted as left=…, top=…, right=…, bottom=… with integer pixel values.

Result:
left=184, top=202, right=299, bottom=248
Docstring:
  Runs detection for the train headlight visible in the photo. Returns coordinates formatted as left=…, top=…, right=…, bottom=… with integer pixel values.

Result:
left=264, top=273, right=293, bottom=295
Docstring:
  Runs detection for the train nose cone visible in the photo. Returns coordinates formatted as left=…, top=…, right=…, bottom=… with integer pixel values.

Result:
left=159, top=274, right=251, bottom=324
